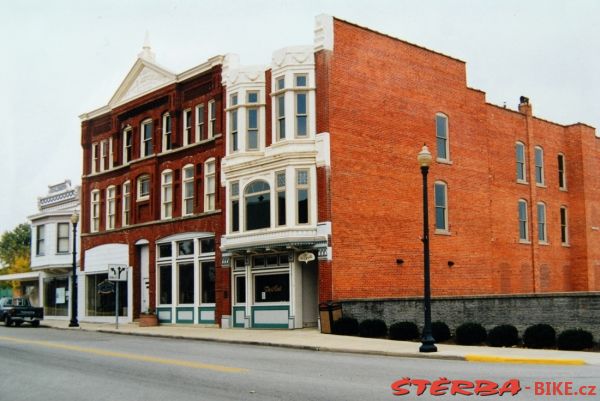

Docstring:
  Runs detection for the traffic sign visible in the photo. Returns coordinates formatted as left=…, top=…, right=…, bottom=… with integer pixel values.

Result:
left=108, top=264, right=128, bottom=281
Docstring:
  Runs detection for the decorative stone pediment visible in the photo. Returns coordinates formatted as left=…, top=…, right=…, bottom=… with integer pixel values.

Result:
left=109, top=59, right=176, bottom=107
left=271, top=46, right=314, bottom=69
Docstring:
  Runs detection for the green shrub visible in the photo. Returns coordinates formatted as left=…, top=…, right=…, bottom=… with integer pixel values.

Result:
left=487, top=325, right=519, bottom=347
left=523, top=324, right=556, bottom=349
left=389, top=321, right=419, bottom=341
left=557, top=329, right=594, bottom=351
left=431, top=321, right=451, bottom=342
left=332, top=317, right=359, bottom=336
left=358, top=319, right=388, bottom=338
left=455, top=322, right=487, bottom=345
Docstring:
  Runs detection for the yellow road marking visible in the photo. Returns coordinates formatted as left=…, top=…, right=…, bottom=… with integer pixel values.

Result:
left=465, top=354, right=585, bottom=365
left=0, top=335, right=248, bottom=373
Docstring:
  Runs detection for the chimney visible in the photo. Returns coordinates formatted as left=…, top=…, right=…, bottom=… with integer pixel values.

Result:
left=518, top=96, right=532, bottom=116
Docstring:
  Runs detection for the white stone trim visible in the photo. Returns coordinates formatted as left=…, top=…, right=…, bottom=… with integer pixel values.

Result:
left=314, top=14, right=334, bottom=52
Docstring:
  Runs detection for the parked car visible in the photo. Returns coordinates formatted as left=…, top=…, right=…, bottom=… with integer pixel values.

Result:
left=0, top=297, right=43, bottom=327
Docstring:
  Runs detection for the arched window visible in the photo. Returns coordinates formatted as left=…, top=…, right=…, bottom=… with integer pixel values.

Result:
left=245, top=180, right=271, bottom=230
left=518, top=199, right=529, bottom=242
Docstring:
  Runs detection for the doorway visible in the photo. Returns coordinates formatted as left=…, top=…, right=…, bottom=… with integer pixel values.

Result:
left=138, top=245, right=149, bottom=313
left=301, top=259, right=318, bottom=327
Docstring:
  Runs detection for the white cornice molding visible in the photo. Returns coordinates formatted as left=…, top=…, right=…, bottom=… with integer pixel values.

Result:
left=314, top=14, right=334, bottom=52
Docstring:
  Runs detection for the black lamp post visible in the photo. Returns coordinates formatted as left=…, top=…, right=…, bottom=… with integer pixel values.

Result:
left=69, top=212, right=79, bottom=327
left=417, top=145, right=437, bottom=353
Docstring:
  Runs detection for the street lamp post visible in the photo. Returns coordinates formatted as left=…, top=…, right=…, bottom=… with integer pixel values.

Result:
left=69, top=212, right=79, bottom=327
left=417, top=145, right=437, bottom=353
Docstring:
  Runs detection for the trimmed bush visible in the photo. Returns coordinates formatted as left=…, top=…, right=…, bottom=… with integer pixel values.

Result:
left=358, top=319, right=388, bottom=338
left=332, top=317, right=359, bottom=336
left=455, top=322, right=487, bottom=345
left=431, top=321, right=451, bottom=342
left=523, top=324, right=556, bottom=349
left=557, top=329, right=594, bottom=351
left=389, top=321, right=419, bottom=341
left=487, top=325, right=519, bottom=347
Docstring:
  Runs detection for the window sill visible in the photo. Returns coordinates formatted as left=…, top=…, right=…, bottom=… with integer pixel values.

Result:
left=137, top=197, right=150, bottom=202
left=538, top=241, right=550, bottom=246
left=559, top=187, right=568, bottom=192
left=436, top=158, right=453, bottom=165
left=561, top=243, right=570, bottom=247
left=434, top=229, right=451, bottom=236
left=518, top=239, right=531, bottom=245
left=516, top=180, right=528, bottom=185
left=535, top=183, right=546, bottom=188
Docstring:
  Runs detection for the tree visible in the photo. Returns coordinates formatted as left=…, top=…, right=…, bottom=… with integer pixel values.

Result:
left=0, top=223, right=31, bottom=268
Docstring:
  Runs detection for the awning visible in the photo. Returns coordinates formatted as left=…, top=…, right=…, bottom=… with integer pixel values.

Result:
left=0, top=272, right=41, bottom=282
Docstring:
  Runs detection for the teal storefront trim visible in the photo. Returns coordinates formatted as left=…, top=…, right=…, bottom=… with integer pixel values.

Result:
left=251, top=305, right=289, bottom=328
left=156, top=307, right=173, bottom=323
left=198, top=306, right=215, bottom=323
left=176, top=307, right=195, bottom=324
left=232, top=306, right=245, bottom=328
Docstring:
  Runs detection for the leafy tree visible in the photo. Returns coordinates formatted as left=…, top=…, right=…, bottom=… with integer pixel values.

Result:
left=0, top=223, right=31, bottom=268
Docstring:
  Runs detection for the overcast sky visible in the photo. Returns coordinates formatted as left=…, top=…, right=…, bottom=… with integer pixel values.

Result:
left=1, top=0, right=599, bottom=234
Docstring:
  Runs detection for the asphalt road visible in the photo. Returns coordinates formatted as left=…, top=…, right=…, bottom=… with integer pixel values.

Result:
left=0, top=326, right=598, bottom=401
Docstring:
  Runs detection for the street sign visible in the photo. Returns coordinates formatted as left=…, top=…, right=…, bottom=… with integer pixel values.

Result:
left=108, top=264, right=128, bottom=281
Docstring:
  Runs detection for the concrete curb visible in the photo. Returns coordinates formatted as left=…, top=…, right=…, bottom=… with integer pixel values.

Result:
left=465, top=354, right=586, bottom=365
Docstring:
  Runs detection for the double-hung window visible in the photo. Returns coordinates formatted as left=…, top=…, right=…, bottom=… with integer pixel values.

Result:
left=183, top=109, right=192, bottom=146
left=247, top=91, right=259, bottom=150
left=516, top=142, right=526, bottom=182
left=204, top=160, right=216, bottom=212
left=535, top=146, right=544, bottom=185
left=558, top=154, right=567, bottom=190
left=436, top=113, right=449, bottom=161
left=518, top=199, right=528, bottom=242
left=123, top=127, right=132, bottom=164
left=91, top=190, right=100, bottom=233
left=106, top=186, right=116, bottom=230
left=137, top=175, right=150, bottom=201
left=100, top=140, right=109, bottom=171
left=276, top=171, right=286, bottom=226
left=195, top=104, right=205, bottom=141
left=182, top=165, right=194, bottom=216
left=560, top=206, right=569, bottom=245
left=57, top=223, right=69, bottom=253
left=91, top=143, right=98, bottom=174
left=296, top=169, right=309, bottom=224
left=208, top=100, right=216, bottom=138
left=141, top=119, right=153, bottom=157
left=230, top=94, right=239, bottom=152
left=434, top=181, right=448, bottom=232
left=161, top=170, right=173, bottom=219
left=36, top=225, right=45, bottom=255
left=231, top=182, right=239, bottom=232
left=122, top=181, right=130, bottom=226
left=295, top=74, right=308, bottom=138
left=537, top=202, right=547, bottom=243
left=162, top=113, right=172, bottom=152
left=276, top=76, right=285, bottom=140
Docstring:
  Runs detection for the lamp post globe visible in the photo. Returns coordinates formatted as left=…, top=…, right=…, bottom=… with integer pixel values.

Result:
left=69, top=212, right=79, bottom=327
left=418, top=145, right=437, bottom=352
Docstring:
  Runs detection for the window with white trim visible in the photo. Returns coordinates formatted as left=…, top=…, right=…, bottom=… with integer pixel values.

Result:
left=516, top=141, right=526, bottom=182
left=91, top=143, right=98, bottom=174
left=230, top=93, right=239, bottom=152
left=245, top=180, right=270, bottom=230
left=276, top=76, right=285, bottom=140
left=204, top=159, right=215, bottom=212
left=208, top=100, right=216, bottom=138
left=560, top=206, right=569, bottom=245
left=535, top=146, right=544, bottom=185
left=106, top=186, right=116, bottom=230
left=247, top=91, right=259, bottom=150
left=137, top=175, right=150, bottom=201
left=100, top=140, right=109, bottom=171
left=162, top=113, right=172, bottom=152
left=295, top=74, right=308, bottom=138
left=231, top=182, right=239, bottom=232
left=141, top=119, right=153, bottom=157
left=123, top=127, right=133, bottom=164
left=122, top=181, right=130, bottom=227
left=434, top=181, right=448, bottom=231
left=57, top=223, right=69, bottom=253
left=436, top=113, right=449, bottom=161
left=91, top=190, right=100, bottom=233
left=161, top=170, right=173, bottom=219
left=558, top=153, right=567, bottom=190
left=276, top=171, right=286, bottom=226
left=195, top=104, right=204, bottom=141
left=182, top=165, right=194, bottom=216
left=36, top=225, right=45, bottom=255
left=518, top=199, right=528, bottom=242
left=183, top=109, right=192, bottom=146
left=296, top=169, right=309, bottom=224
left=537, top=202, right=547, bottom=243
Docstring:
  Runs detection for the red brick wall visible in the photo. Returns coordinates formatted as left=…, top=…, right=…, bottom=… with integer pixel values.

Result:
left=322, top=19, right=600, bottom=301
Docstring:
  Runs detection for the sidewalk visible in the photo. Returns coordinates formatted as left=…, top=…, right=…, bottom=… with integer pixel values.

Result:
left=41, top=320, right=600, bottom=366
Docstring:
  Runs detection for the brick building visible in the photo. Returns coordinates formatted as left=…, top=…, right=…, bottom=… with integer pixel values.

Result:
left=80, top=16, right=599, bottom=328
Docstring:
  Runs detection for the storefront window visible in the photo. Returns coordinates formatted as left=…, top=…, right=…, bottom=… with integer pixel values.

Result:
left=235, top=276, right=246, bottom=304
left=201, top=262, right=215, bottom=303
left=158, top=244, right=172, bottom=259
left=43, top=277, right=68, bottom=316
left=178, top=263, right=194, bottom=304
left=254, top=273, right=289, bottom=303
left=159, top=265, right=172, bottom=304
left=86, top=273, right=127, bottom=316
left=178, top=240, right=194, bottom=256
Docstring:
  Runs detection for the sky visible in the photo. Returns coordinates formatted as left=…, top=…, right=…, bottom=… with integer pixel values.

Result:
left=1, top=0, right=599, bottom=234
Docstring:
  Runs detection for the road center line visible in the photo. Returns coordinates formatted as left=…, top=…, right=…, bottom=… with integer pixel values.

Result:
left=0, top=335, right=248, bottom=373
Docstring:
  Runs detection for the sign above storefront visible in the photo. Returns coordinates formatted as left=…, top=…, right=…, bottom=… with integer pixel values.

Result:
left=298, top=252, right=316, bottom=264
left=97, top=280, right=115, bottom=294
